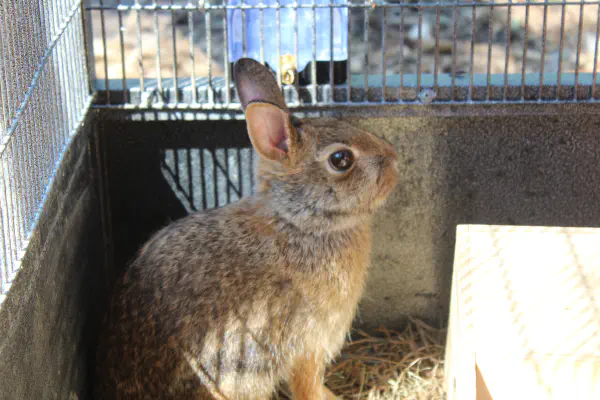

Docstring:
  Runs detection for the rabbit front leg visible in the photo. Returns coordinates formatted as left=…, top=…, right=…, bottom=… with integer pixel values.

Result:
left=289, top=352, right=338, bottom=400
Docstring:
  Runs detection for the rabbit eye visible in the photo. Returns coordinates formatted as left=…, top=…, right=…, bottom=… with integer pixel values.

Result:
left=328, top=149, right=354, bottom=172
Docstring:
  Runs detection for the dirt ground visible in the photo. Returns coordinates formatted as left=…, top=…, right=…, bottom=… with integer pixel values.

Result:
left=91, top=1, right=600, bottom=83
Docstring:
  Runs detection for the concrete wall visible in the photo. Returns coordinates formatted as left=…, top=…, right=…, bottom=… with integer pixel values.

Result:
left=97, top=105, right=600, bottom=331
left=0, top=118, right=106, bottom=400
left=354, top=110, right=600, bottom=329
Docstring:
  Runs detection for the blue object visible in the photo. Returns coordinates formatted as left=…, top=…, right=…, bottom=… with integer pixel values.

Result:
left=227, top=0, right=349, bottom=73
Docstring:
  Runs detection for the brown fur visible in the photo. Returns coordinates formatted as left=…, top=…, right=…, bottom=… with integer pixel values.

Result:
left=94, top=58, right=399, bottom=399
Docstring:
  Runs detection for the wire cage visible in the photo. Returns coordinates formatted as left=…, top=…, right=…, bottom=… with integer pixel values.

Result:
left=0, top=0, right=92, bottom=299
left=87, top=0, right=600, bottom=108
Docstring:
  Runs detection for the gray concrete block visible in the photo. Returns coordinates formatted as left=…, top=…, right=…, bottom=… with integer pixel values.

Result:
left=0, top=122, right=104, bottom=400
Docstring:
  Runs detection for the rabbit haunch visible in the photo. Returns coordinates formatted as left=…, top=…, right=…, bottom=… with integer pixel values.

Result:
left=94, top=58, right=399, bottom=400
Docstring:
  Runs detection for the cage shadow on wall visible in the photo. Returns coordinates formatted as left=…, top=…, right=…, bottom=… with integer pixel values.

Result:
left=95, top=114, right=256, bottom=283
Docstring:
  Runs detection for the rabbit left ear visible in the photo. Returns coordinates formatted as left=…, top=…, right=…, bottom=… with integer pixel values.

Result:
left=234, top=58, right=288, bottom=112
left=244, top=102, right=298, bottom=164
left=234, top=58, right=298, bottom=165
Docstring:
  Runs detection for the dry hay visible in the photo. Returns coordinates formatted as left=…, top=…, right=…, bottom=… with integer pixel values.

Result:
left=276, top=318, right=446, bottom=400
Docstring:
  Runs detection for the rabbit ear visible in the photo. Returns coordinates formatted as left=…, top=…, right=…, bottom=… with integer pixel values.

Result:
left=245, top=102, right=298, bottom=164
left=234, top=58, right=297, bottom=164
left=233, top=58, right=288, bottom=112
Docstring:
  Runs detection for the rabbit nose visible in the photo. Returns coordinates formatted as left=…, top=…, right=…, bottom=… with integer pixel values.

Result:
left=380, top=139, right=398, bottom=161
left=377, top=154, right=398, bottom=171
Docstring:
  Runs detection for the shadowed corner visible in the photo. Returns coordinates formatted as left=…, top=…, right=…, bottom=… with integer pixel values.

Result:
left=98, top=113, right=253, bottom=281
left=475, top=363, right=493, bottom=400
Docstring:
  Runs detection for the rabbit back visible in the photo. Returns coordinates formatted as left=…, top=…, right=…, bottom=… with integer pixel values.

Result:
left=94, top=199, right=372, bottom=399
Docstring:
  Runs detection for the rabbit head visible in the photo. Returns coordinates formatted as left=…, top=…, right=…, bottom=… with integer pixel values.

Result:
left=234, top=58, right=399, bottom=232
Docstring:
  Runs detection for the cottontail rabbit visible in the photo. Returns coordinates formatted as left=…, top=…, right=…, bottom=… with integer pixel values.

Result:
left=94, top=58, right=399, bottom=399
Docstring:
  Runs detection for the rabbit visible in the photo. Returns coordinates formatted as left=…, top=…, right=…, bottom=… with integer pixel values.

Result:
left=93, top=57, right=399, bottom=400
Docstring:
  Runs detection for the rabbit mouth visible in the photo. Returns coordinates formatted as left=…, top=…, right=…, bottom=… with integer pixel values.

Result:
left=373, top=185, right=394, bottom=207
left=372, top=172, right=399, bottom=208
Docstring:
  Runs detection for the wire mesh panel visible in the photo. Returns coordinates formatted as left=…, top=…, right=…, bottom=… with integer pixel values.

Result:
left=87, top=0, right=600, bottom=107
left=162, top=147, right=257, bottom=212
left=0, top=0, right=92, bottom=300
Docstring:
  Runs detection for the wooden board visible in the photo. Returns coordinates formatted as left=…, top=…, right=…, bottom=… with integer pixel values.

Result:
left=445, top=225, right=600, bottom=400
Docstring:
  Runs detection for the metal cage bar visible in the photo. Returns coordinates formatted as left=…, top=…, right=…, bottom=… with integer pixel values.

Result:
left=86, top=0, right=600, bottom=108
left=0, top=0, right=93, bottom=300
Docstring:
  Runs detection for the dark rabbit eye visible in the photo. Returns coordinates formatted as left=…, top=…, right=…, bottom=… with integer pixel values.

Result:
left=328, top=149, right=354, bottom=172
